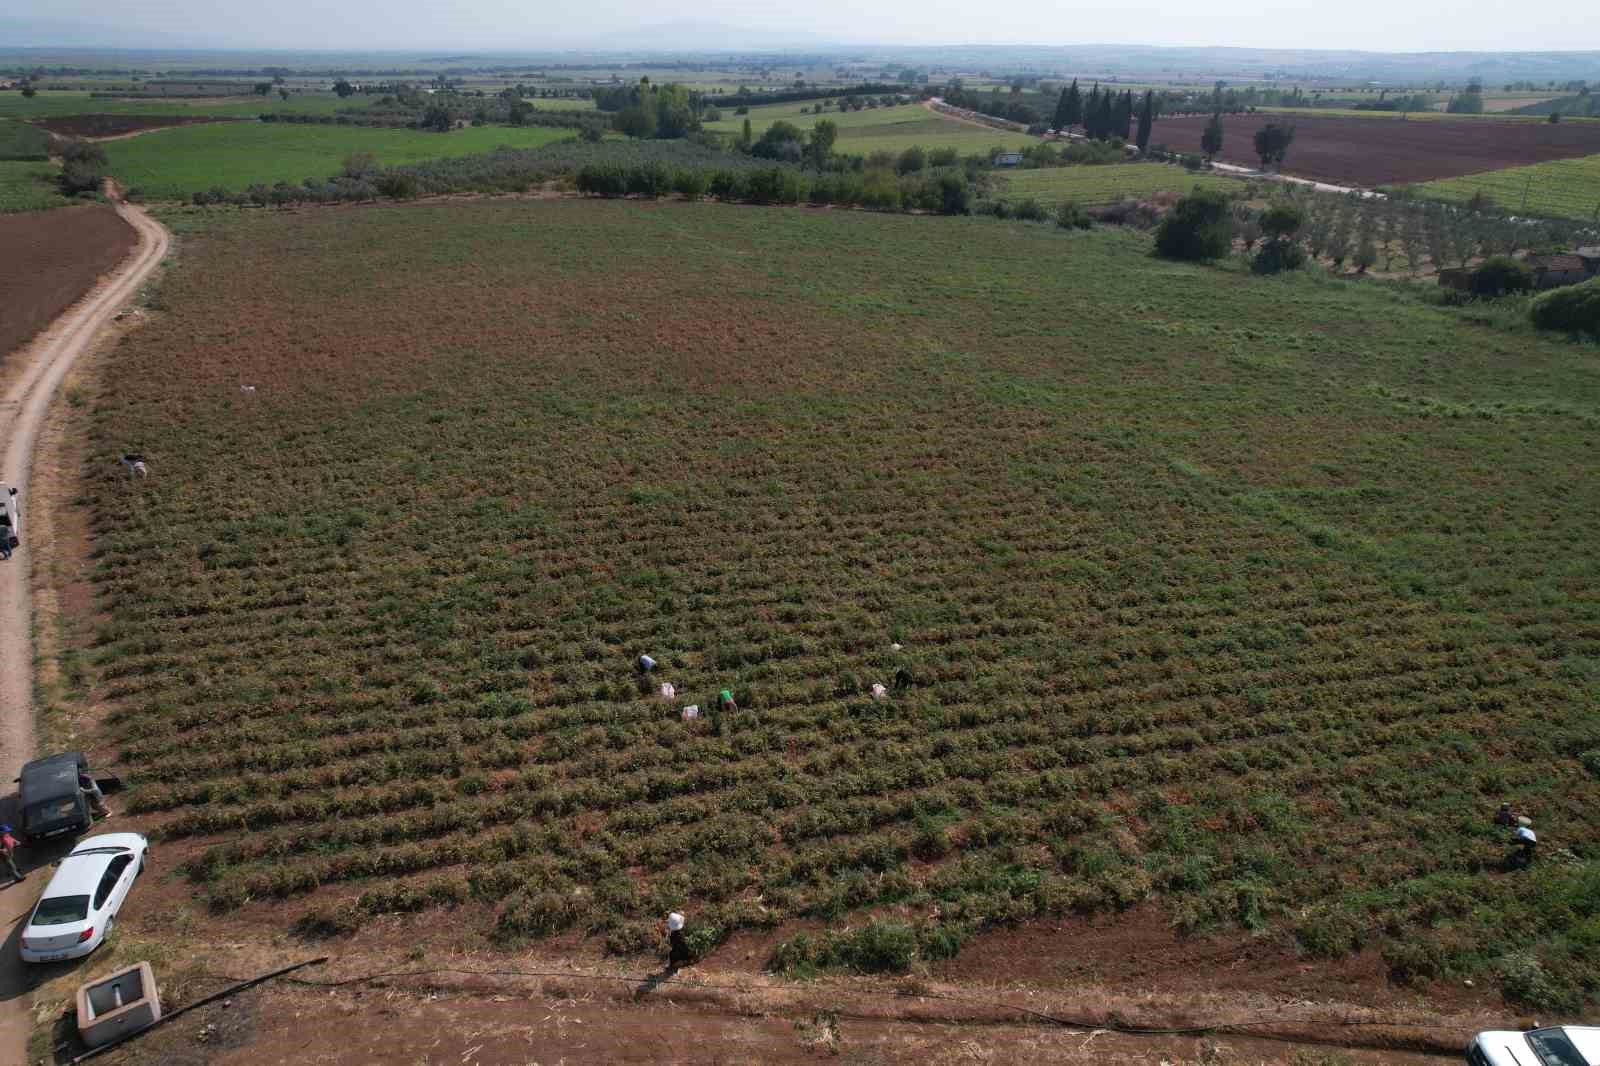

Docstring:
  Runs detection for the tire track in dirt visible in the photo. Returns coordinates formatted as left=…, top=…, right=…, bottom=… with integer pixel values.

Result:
left=0, top=194, right=168, bottom=1066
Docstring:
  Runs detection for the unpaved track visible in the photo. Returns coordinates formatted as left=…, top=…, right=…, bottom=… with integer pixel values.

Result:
left=0, top=197, right=168, bottom=1065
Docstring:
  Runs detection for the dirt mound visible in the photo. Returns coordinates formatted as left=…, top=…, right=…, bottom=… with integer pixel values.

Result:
left=0, top=204, right=137, bottom=360
left=1152, top=112, right=1600, bottom=186
left=28, top=114, right=244, bottom=140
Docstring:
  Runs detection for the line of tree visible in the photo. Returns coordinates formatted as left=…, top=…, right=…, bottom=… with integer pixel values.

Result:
left=937, top=85, right=1044, bottom=128
left=666, top=82, right=908, bottom=112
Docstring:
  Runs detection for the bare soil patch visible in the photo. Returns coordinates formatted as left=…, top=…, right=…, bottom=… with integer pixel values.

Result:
left=27, top=114, right=244, bottom=140
left=0, top=204, right=136, bottom=362
left=1151, top=112, right=1600, bottom=185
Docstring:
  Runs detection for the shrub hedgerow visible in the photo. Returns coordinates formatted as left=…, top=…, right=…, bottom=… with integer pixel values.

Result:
left=1530, top=278, right=1600, bottom=336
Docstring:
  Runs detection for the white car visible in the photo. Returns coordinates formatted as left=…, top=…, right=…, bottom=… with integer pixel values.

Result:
left=18, top=833, right=149, bottom=964
left=1468, top=1026, right=1600, bottom=1066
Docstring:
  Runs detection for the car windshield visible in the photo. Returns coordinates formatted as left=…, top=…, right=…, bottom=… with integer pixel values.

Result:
left=31, top=895, right=90, bottom=926
left=71, top=847, right=130, bottom=857
left=1528, top=1031, right=1593, bottom=1066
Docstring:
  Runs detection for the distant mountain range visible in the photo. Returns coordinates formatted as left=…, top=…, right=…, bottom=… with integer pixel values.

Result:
left=2, top=17, right=1598, bottom=85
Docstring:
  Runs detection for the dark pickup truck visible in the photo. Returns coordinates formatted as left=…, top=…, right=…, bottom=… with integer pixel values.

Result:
left=16, top=752, right=94, bottom=843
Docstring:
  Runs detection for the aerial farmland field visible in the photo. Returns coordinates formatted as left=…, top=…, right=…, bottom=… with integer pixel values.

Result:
left=0, top=160, right=68, bottom=212
left=102, top=121, right=577, bottom=199
left=704, top=101, right=1039, bottom=155
left=1153, top=112, right=1600, bottom=186
left=996, top=163, right=1240, bottom=205
left=0, top=203, right=134, bottom=355
left=0, top=89, right=371, bottom=120
left=78, top=197, right=1600, bottom=1006
left=1415, top=153, right=1600, bottom=220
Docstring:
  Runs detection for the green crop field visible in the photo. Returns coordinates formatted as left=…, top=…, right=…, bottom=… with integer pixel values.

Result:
left=0, top=89, right=375, bottom=120
left=104, top=122, right=577, bottom=199
left=997, top=163, right=1241, bottom=205
left=705, top=101, right=1039, bottom=156
left=527, top=98, right=597, bottom=112
left=1413, top=154, right=1600, bottom=220
left=0, top=118, right=52, bottom=160
left=85, top=198, right=1600, bottom=1003
left=0, top=160, right=68, bottom=212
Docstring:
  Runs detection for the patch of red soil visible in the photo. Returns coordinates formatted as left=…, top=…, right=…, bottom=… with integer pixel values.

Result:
left=0, top=204, right=136, bottom=361
left=28, top=114, right=243, bottom=139
left=1151, top=113, right=1600, bottom=185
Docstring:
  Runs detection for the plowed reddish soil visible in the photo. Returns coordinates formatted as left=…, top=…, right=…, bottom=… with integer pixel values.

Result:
left=28, top=114, right=242, bottom=139
left=1151, top=113, right=1600, bottom=185
left=0, top=204, right=136, bottom=359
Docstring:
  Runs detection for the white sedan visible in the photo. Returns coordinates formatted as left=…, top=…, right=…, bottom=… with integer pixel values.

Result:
left=18, top=833, right=149, bottom=964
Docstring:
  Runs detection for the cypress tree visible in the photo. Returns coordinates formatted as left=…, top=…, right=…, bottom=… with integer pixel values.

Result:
left=1085, top=84, right=1100, bottom=138
left=1136, top=89, right=1154, bottom=152
left=1057, top=78, right=1082, bottom=128
left=1114, top=90, right=1133, bottom=140
left=1096, top=92, right=1114, bottom=141
left=1201, top=110, right=1224, bottom=160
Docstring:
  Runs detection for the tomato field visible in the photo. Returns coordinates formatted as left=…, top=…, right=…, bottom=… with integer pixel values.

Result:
left=87, top=199, right=1600, bottom=1003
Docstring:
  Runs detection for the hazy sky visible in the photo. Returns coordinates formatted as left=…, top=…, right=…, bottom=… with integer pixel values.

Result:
left=12, top=0, right=1600, bottom=53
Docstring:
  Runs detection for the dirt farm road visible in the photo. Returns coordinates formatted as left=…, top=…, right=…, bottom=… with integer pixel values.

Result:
left=0, top=197, right=168, bottom=1065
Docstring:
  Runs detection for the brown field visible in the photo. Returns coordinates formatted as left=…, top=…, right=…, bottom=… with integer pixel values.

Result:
left=0, top=204, right=135, bottom=358
left=1151, top=112, right=1600, bottom=185
left=28, top=114, right=244, bottom=139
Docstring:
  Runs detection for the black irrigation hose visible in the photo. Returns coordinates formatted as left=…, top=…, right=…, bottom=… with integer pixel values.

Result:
left=67, top=956, right=329, bottom=1064
left=193, top=962, right=1470, bottom=1050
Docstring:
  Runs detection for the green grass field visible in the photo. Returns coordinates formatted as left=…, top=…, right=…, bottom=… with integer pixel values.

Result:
left=705, top=101, right=1039, bottom=156
left=0, top=160, right=68, bottom=212
left=997, top=163, right=1241, bottom=205
left=1413, top=154, right=1600, bottom=220
left=105, top=122, right=577, bottom=199
left=80, top=198, right=1600, bottom=1004
left=527, top=98, right=597, bottom=112
left=0, top=89, right=372, bottom=120
left=0, top=118, right=52, bottom=160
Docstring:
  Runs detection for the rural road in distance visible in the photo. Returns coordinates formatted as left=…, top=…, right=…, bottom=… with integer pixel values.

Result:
left=0, top=198, right=170, bottom=1065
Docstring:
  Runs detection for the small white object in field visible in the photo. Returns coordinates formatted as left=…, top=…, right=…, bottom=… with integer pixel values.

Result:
left=1517, top=815, right=1533, bottom=827
left=681, top=705, right=699, bottom=720
left=119, top=455, right=148, bottom=478
left=890, top=643, right=903, bottom=652
left=871, top=683, right=888, bottom=699
left=240, top=385, right=256, bottom=393
left=666, top=912, right=685, bottom=932
left=659, top=682, right=676, bottom=701
left=637, top=654, right=656, bottom=673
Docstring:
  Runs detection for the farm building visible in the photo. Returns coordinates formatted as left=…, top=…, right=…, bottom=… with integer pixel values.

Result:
left=993, top=152, right=1024, bottom=168
left=1526, top=254, right=1593, bottom=289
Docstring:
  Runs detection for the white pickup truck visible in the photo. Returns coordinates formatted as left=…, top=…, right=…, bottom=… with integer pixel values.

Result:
left=1469, top=1027, right=1600, bottom=1066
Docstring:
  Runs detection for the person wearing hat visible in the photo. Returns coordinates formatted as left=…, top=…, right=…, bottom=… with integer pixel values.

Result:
left=661, top=911, right=691, bottom=969
left=1514, top=824, right=1538, bottom=866
left=1, top=824, right=22, bottom=885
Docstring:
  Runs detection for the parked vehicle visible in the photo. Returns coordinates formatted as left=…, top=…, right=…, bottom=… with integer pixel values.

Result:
left=15, top=752, right=95, bottom=843
left=18, top=833, right=149, bottom=964
left=1468, top=1026, right=1600, bottom=1066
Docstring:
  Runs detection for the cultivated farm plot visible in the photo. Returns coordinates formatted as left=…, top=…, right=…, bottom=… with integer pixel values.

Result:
left=0, top=90, right=371, bottom=120
left=104, top=122, right=577, bottom=199
left=0, top=160, right=68, bottom=213
left=85, top=199, right=1600, bottom=1000
left=0, top=203, right=134, bottom=355
left=0, top=117, right=52, bottom=160
left=1152, top=112, right=1600, bottom=186
left=997, top=163, right=1240, bottom=206
left=1415, top=153, right=1600, bottom=220
left=705, top=102, right=1039, bottom=156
